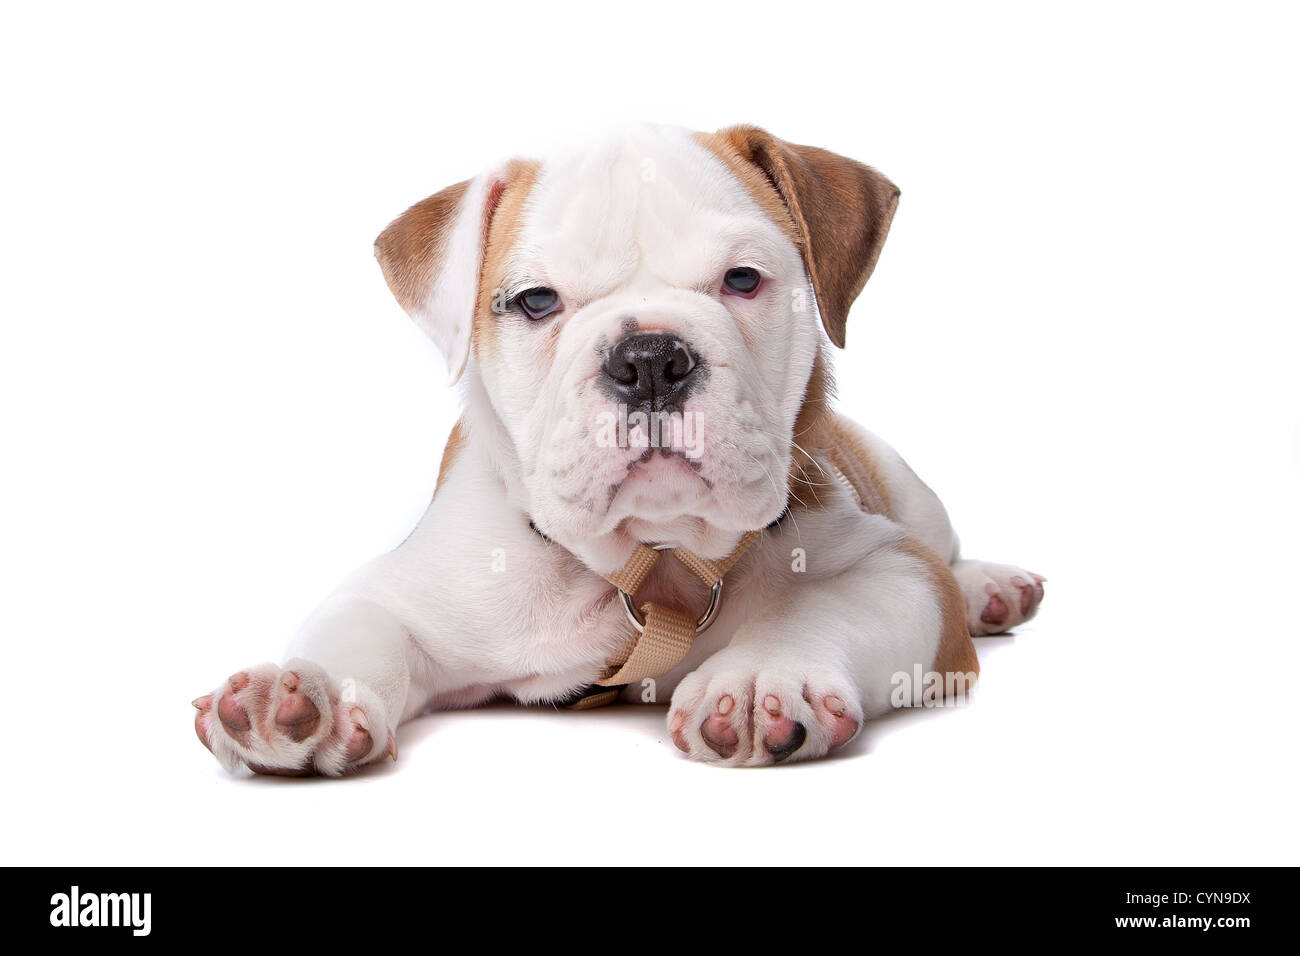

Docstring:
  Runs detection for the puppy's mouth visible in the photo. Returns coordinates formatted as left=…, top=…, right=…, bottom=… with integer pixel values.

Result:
left=618, top=447, right=711, bottom=491
left=526, top=339, right=791, bottom=550
left=607, top=447, right=711, bottom=515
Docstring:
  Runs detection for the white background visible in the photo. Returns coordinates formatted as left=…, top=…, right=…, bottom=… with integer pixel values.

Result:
left=3, top=1, right=1297, bottom=865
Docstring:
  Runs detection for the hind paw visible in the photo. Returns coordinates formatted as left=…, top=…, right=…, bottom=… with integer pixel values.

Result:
left=953, top=561, right=1046, bottom=636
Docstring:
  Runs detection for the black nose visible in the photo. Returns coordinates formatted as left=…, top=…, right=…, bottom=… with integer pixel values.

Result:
left=600, top=332, right=702, bottom=412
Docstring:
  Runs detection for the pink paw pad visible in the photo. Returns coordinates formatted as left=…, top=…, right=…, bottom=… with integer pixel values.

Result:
left=193, top=663, right=391, bottom=777
left=759, top=695, right=806, bottom=762
left=699, top=694, right=740, bottom=758
left=980, top=583, right=1010, bottom=626
left=958, top=562, right=1047, bottom=636
left=273, top=671, right=320, bottom=743
left=216, top=673, right=252, bottom=743
left=816, top=694, right=860, bottom=749
left=669, top=673, right=862, bottom=765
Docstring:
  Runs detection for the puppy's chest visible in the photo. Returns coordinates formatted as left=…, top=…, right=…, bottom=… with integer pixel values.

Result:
left=513, top=548, right=719, bottom=665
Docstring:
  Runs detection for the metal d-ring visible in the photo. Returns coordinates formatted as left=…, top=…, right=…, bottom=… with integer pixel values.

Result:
left=620, top=578, right=724, bottom=636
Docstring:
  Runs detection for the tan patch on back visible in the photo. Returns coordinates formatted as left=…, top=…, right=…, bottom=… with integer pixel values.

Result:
left=817, top=415, right=896, bottom=520
left=473, top=159, right=541, bottom=360
left=434, top=418, right=467, bottom=498
left=786, top=347, right=835, bottom=509
left=899, top=537, right=980, bottom=691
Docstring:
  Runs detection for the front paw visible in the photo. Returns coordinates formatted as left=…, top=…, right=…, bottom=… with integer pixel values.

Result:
left=192, top=660, right=396, bottom=777
left=667, top=658, right=862, bottom=766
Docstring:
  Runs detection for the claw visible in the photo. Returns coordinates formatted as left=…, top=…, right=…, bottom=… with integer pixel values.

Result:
left=385, top=730, right=398, bottom=762
left=668, top=710, right=690, bottom=753
left=194, top=704, right=212, bottom=751
left=350, top=706, right=369, bottom=733
left=1010, top=576, right=1034, bottom=614
left=819, top=694, right=860, bottom=749
left=341, top=706, right=375, bottom=762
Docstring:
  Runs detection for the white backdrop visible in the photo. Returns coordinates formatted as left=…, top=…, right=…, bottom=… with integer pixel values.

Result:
left=3, top=1, right=1297, bottom=865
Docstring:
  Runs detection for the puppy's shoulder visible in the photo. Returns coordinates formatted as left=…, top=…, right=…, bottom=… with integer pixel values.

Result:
left=809, top=413, right=900, bottom=520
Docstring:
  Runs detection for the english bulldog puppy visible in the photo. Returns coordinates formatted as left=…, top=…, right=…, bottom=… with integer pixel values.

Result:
left=192, top=124, right=1045, bottom=773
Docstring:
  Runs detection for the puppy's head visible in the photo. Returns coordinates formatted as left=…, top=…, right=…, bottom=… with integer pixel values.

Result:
left=375, top=125, right=898, bottom=566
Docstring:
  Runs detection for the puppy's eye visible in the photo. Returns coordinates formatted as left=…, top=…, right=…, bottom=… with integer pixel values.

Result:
left=722, top=267, right=762, bottom=297
left=516, top=287, right=562, bottom=320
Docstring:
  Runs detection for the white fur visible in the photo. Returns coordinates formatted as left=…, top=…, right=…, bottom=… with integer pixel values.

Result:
left=194, top=125, right=1042, bottom=773
left=412, top=169, right=501, bottom=382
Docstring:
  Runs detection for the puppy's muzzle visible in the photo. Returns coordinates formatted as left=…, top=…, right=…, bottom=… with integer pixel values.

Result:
left=600, top=331, right=701, bottom=414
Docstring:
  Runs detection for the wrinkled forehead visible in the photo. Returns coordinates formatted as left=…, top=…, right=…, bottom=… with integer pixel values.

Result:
left=517, top=126, right=796, bottom=300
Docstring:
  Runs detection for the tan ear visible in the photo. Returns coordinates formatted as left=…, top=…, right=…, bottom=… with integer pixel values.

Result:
left=709, top=125, right=900, bottom=348
left=375, top=170, right=510, bottom=383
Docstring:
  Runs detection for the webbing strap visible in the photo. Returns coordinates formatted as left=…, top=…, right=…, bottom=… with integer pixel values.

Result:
left=571, top=530, right=760, bottom=706
left=603, top=543, right=661, bottom=595
left=673, top=530, right=761, bottom=586
left=594, top=602, right=698, bottom=687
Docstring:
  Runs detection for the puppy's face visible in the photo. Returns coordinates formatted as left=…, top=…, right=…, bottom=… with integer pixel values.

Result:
left=376, top=125, right=899, bottom=564
left=478, top=128, right=818, bottom=553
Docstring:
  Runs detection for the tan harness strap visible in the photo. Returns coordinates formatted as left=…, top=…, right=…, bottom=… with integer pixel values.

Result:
left=594, top=602, right=698, bottom=687
left=672, top=529, right=762, bottom=587
left=576, top=530, right=760, bottom=703
left=602, top=542, right=661, bottom=595
left=565, top=688, right=622, bottom=710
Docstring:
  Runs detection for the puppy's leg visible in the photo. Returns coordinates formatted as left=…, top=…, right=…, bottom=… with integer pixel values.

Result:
left=669, top=530, right=977, bottom=766
left=193, top=597, right=412, bottom=776
left=832, top=424, right=1047, bottom=637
